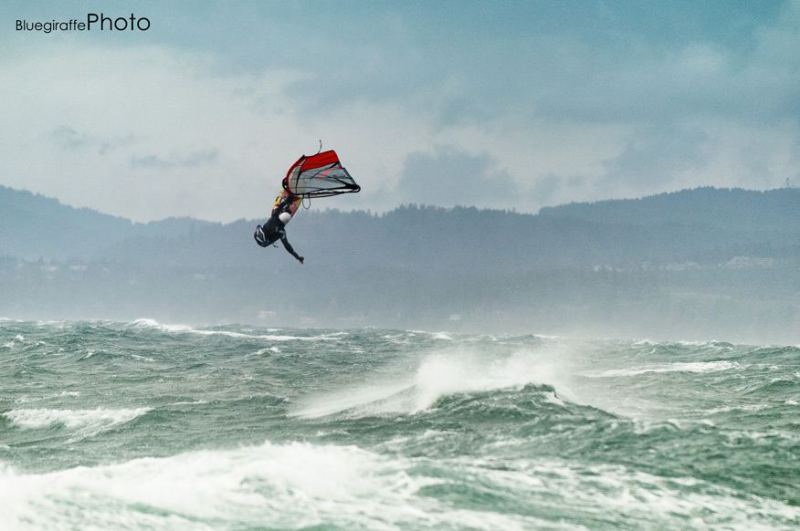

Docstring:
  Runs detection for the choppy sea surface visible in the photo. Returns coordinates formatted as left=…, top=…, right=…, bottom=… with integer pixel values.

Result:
left=0, top=319, right=798, bottom=530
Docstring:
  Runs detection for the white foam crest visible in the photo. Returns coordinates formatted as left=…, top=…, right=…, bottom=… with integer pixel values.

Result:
left=247, top=346, right=281, bottom=357
left=3, top=446, right=795, bottom=530
left=412, top=351, right=551, bottom=411
left=293, top=381, right=416, bottom=419
left=2, top=334, right=25, bottom=348
left=294, top=344, right=577, bottom=418
left=131, top=318, right=159, bottom=327
left=588, top=361, right=741, bottom=378
left=34, top=320, right=67, bottom=327
left=131, top=318, right=192, bottom=332
left=706, top=403, right=771, bottom=415
left=210, top=331, right=343, bottom=341
left=408, top=329, right=454, bottom=340
left=168, top=400, right=208, bottom=406
left=0, top=441, right=530, bottom=530
left=633, top=339, right=656, bottom=345
left=673, top=339, right=738, bottom=348
left=381, top=332, right=416, bottom=345
left=3, top=407, right=150, bottom=439
left=130, top=318, right=341, bottom=342
left=13, top=391, right=80, bottom=404
left=459, top=457, right=800, bottom=528
left=629, top=338, right=735, bottom=347
left=414, top=346, right=580, bottom=410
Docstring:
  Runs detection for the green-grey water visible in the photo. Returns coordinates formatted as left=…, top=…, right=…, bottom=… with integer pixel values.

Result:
left=1, top=319, right=798, bottom=529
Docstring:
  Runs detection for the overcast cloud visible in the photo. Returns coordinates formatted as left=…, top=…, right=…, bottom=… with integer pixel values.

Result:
left=1, top=0, right=798, bottom=221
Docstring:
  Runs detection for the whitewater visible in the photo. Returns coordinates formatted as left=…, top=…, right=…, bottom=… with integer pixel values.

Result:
left=1, top=319, right=798, bottom=529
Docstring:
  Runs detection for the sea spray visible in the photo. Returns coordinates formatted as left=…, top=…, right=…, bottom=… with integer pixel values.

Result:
left=1, top=320, right=798, bottom=529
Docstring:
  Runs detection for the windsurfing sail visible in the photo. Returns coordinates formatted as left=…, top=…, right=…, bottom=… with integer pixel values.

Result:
left=282, top=150, right=361, bottom=198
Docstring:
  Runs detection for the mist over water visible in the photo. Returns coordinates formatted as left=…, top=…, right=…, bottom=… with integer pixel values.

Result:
left=3, top=186, right=799, bottom=345
left=1, top=319, right=798, bottom=529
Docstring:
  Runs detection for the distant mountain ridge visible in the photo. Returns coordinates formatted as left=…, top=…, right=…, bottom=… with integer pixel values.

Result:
left=2, top=184, right=798, bottom=340
left=1, top=184, right=797, bottom=268
left=0, top=186, right=217, bottom=261
left=539, top=187, right=800, bottom=234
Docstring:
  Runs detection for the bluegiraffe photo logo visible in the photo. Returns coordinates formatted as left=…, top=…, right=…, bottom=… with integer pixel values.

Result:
left=16, top=13, right=151, bottom=33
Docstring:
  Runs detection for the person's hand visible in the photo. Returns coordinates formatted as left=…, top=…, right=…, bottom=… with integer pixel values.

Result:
left=298, top=256, right=304, bottom=264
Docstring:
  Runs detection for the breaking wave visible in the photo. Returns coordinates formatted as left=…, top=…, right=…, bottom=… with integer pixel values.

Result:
left=4, top=407, right=151, bottom=440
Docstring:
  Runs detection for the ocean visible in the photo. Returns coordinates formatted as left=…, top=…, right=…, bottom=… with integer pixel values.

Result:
left=1, top=319, right=798, bottom=529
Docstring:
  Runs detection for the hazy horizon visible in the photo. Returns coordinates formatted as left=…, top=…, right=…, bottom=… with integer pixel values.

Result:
left=2, top=181, right=796, bottom=225
left=2, top=184, right=798, bottom=344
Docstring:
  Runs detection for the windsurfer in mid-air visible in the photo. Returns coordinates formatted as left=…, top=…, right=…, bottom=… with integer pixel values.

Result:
left=253, top=149, right=360, bottom=263
left=254, top=190, right=304, bottom=263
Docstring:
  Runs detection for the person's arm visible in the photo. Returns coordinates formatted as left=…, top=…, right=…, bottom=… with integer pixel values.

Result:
left=280, top=234, right=304, bottom=263
left=279, top=193, right=297, bottom=212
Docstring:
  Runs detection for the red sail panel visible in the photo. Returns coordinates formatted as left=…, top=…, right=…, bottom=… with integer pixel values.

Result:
left=281, top=150, right=361, bottom=198
left=300, top=150, right=341, bottom=171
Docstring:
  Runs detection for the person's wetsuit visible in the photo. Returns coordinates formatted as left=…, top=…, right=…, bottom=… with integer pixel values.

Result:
left=254, top=193, right=304, bottom=263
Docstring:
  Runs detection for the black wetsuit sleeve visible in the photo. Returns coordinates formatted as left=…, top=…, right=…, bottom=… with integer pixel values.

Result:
left=280, top=234, right=303, bottom=262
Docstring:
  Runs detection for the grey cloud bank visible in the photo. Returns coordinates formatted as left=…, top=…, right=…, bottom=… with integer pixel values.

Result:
left=0, top=1, right=798, bottom=221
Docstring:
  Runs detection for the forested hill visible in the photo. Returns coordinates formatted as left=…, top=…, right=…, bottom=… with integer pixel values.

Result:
left=539, top=187, right=800, bottom=234
left=2, top=184, right=798, bottom=339
left=0, top=186, right=216, bottom=260
left=1, top=185, right=798, bottom=271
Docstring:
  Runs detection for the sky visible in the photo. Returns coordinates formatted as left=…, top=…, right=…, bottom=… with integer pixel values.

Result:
left=1, top=0, right=798, bottom=222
